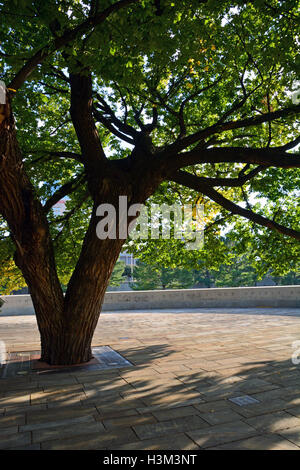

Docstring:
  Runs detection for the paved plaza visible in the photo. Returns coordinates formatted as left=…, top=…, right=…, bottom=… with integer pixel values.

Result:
left=0, top=308, right=300, bottom=450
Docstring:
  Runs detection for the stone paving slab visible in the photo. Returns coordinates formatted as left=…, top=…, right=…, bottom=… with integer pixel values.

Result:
left=133, top=415, right=210, bottom=440
left=277, top=426, right=300, bottom=446
left=208, top=434, right=300, bottom=450
left=32, top=420, right=106, bottom=444
left=0, top=308, right=299, bottom=450
left=288, top=405, right=300, bottom=417
left=20, top=414, right=96, bottom=433
left=245, top=411, right=300, bottom=432
left=116, top=433, right=200, bottom=450
left=198, top=409, right=243, bottom=425
left=187, top=420, right=259, bottom=448
left=151, top=405, right=198, bottom=421
left=102, top=414, right=156, bottom=430
left=0, top=431, right=31, bottom=450
left=41, top=427, right=138, bottom=450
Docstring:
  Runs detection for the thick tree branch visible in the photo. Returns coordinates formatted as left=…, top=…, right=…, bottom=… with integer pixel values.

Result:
left=192, top=165, right=264, bottom=187
left=43, top=173, right=85, bottom=214
left=147, top=105, right=158, bottom=133
left=159, top=104, right=300, bottom=156
left=25, top=150, right=83, bottom=165
left=94, top=93, right=139, bottom=139
left=53, top=191, right=90, bottom=244
left=168, top=170, right=300, bottom=241
left=69, top=72, right=106, bottom=169
left=165, top=146, right=300, bottom=171
left=93, top=106, right=135, bottom=145
left=113, top=83, right=129, bottom=124
left=38, top=81, right=69, bottom=95
left=276, top=135, right=300, bottom=151
left=8, top=0, right=140, bottom=91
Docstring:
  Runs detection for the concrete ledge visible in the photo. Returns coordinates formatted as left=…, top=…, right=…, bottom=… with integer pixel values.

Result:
left=1, top=286, right=299, bottom=315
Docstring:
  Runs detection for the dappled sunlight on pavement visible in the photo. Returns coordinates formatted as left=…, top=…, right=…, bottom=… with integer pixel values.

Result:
left=0, top=308, right=300, bottom=449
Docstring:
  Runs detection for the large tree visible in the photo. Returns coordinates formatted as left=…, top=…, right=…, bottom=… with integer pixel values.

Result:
left=0, top=0, right=299, bottom=364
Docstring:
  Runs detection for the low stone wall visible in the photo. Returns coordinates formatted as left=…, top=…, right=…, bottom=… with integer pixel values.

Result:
left=1, top=286, right=299, bottom=315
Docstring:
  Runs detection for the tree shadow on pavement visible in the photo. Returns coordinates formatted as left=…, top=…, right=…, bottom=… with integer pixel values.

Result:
left=0, top=342, right=300, bottom=450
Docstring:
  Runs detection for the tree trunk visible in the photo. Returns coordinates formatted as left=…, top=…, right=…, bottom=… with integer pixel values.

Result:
left=1, top=90, right=159, bottom=366
left=0, top=94, right=115, bottom=365
left=39, top=292, right=105, bottom=365
left=40, top=233, right=126, bottom=365
left=0, top=93, right=67, bottom=360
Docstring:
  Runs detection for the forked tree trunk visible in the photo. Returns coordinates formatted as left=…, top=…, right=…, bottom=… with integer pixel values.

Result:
left=39, top=233, right=126, bottom=365
left=0, top=91, right=157, bottom=366
left=0, top=109, right=127, bottom=364
left=38, top=281, right=108, bottom=365
left=0, top=96, right=108, bottom=365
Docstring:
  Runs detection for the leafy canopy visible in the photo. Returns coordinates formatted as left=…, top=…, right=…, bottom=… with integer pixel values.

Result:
left=0, top=0, right=299, bottom=292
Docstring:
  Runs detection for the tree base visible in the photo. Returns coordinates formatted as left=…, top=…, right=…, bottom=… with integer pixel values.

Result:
left=40, top=337, right=94, bottom=366
left=34, top=356, right=97, bottom=370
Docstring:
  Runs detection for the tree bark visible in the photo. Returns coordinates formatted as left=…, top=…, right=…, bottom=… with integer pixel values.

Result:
left=40, top=235, right=125, bottom=365
left=0, top=120, right=130, bottom=364
left=0, top=93, right=66, bottom=361
left=0, top=91, right=160, bottom=366
left=0, top=114, right=128, bottom=364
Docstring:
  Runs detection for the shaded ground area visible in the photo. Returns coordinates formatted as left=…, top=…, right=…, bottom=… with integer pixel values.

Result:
left=0, top=308, right=300, bottom=450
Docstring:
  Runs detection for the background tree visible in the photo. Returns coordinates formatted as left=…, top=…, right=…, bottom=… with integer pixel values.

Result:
left=130, top=253, right=298, bottom=290
left=109, top=260, right=126, bottom=287
left=132, top=262, right=194, bottom=290
left=273, top=270, right=300, bottom=285
left=0, top=0, right=299, bottom=364
left=132, top=263, right=162, bottom=290
left=213, top=253, right=258, bottom=287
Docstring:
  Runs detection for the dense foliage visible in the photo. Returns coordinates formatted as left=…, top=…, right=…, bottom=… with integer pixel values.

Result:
left=131, top=250, right=299, bottom=290
left=0, top=0, right=299, bottom=292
